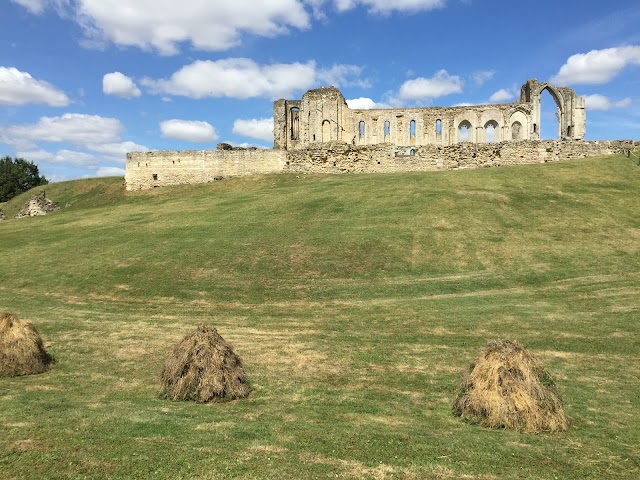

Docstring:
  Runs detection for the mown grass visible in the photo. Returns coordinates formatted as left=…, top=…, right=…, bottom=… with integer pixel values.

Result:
left=1, top=156, right=639, bottom=479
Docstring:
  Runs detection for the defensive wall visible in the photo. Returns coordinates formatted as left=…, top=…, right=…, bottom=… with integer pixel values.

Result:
left=125, top=140, right=638, bottom=190
left=125, top=148, right=287, bottom=190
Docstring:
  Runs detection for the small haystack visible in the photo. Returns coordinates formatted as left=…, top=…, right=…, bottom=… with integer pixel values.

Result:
left=452, top=339, right=569, bottom=432
left=159, top=326, right=250, bottom=403
left=0, top=312, right=54, bottom=377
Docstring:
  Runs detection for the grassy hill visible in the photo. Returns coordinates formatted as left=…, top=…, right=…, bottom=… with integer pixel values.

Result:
left=1, top=156, right=639, bottom=479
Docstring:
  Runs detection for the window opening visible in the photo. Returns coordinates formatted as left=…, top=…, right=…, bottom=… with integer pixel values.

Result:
left=458, top=121, right=471, bottom=142
left=290, top=107, right=300, bottom=140
left=485, top=121, right=498, bottom=143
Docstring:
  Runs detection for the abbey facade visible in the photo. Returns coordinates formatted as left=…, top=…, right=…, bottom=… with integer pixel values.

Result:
left=274, top=79, right=586, bottom=151
left=125, top=78, right=637, bottom=191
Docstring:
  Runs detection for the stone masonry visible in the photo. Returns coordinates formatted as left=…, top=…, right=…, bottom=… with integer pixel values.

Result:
left=125, top=78, right=637, bottom=191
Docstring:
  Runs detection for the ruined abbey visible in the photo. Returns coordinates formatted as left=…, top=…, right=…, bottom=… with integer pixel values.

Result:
left=274, top=79, right=586, bottom=150
left=125, top=79, right=635, bottom=190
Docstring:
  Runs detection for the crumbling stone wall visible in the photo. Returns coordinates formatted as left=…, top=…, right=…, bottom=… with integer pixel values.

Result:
left=125, top=140, right=638, bottom=190
left=286, top=140, right=637, bottom=174
left=274, top=79, right=585, bottom=151
left=15, top=191, right=60, bottom=218
left=125, top=147, right=287, bottom=190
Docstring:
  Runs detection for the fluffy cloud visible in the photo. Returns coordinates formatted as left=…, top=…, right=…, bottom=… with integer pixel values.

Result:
left=472, top=70, right=495, bottom=86
left=489, top=88, right=516, bottom=103
left=14, top=0, right=310, bottom=55
left=346, top=97, right=379, bottom=109
left=160, top=119, right=218, bottom=143
left=4, top=113, right=123, bottom=147
left=103, top=72, right=141, bottom=98
left=232, top=118, right=273, bottom=142
left=583, top=94, right=632, bottom=111
left=10, top=0, right=47, bottom=14
left=333, top=0, right=445, bottom=14
left=397, top=70, right=463, bottom=102
left=13, top=1, right=449, bottom=54
left=551, top=46, right=640, bottom=85
left=0, top=66, right=69, bottom=106
left=142, top=58, right=365, bottom=100
left=2, top=113, right=148, bottom=174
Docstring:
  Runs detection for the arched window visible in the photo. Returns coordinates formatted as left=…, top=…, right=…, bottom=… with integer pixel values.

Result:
left=435, top=119, right=442, bottom=136
left=459, top=120, right=471, bottom=142
left=384, top=120, right=390, bottom=141
left=409, top=120, right=416, bottom=142
left=359, top=120, right=365, bottom=139
left=290, top=107, right=299, bottom=140
left=410, top=149, right=415, bottom=156
left=322, top=120, right=331, bottom=142
left=511, top=121, right=522, bottom=140
left=485, top=120, right=498, bottom=143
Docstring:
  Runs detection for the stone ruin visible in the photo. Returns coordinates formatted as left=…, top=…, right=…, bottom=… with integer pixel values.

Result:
left=15, top=191, right=60, bottom=219
left=274, top=79, right=586, bottom=150
left=124, top=76, right=636, bottom=190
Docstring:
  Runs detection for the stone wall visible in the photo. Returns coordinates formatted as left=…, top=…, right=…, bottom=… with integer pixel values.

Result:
left=286, top=140, right=637, bottom=174
left=273, top=80, right=586, bottom=150
left=125, top=140, right=638, bottom=190
left=125, top=148, right=287, bottom=190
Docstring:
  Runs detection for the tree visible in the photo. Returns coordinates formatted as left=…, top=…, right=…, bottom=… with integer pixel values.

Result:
left=0, top=156, right=48, bottom=202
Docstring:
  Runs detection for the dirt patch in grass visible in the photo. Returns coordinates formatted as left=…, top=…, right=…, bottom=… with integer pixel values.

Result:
left=9, top=439, right=38, bottom=453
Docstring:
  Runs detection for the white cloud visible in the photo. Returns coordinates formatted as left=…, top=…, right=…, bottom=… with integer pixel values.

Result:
left=14, top=2, right=449, bottom=54
left=10, top=0, right=47, bottom=14
left=160, top=119, right=218, bottom=143
left=142, top=58, right=365, bottom=100
left=317, top=64, right=370, bottom=89
left=551, top=46, right=640, bottom=85
left=15, top=0, right=310, bottom=55
left=16, top=149, right=97, bottom=168
left=103, top=72, right=141, bottom=98
left=3, top=114, right=147, bottom=172
left=333, top=0, right=446, bottom=14
left=583, top=94, right=632, bottom=111
left=232, top=118, right=273, bottom=142
left=398, top=70, right=463, bottom=102
left=96, top=166, right=126, bottom=177
left=3, top=113, right=123, bottom=148
left=489, top=88, right=516, bottom=103
left=0, top=66, right=69, bottom=106
left=346, top=97, right=378, bottom=109
left=472, top=70, right=495, bottom=86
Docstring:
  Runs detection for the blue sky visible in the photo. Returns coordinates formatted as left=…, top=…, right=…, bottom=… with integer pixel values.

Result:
left=1, top=0, right=639, bottom=181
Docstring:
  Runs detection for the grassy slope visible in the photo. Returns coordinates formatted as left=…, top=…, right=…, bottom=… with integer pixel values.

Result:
left=0, top=157, right=639, bottom=479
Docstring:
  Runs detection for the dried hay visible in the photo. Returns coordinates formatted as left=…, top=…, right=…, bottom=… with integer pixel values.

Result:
left=0, top=312, right=54, bottom=377
left=452, top=339, right=569, bottom=432
left=159, top=326, right=250, bottom=403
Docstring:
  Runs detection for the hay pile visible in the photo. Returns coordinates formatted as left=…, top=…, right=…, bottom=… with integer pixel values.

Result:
left=452, top=339, right=569, bottom=432
left=0, top=312, right=54, bottom=377
left=159, top=326, right=250, bottom=403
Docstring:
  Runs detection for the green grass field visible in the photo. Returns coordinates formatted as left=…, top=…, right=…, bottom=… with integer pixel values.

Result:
left=1, top=156, right=639, bottom=479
